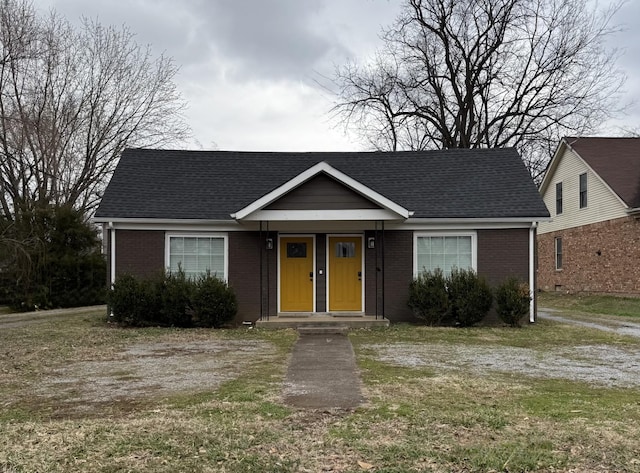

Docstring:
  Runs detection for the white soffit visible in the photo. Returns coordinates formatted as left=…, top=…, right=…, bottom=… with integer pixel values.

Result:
left=231, top=161, right=410, bottom=220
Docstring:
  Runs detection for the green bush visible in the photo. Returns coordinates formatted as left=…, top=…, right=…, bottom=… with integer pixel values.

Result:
left=158, top=269, right=193, bottom=327
left=108, top=273, right=160, bottom=327
left=0, top=204, right=106, bottom=310
left=192, top=272, right=238, bottom=328
left=447, top=268, right=493, bottom=327
left=495, top=277, right=531, bottom=327
left=108, top=271, right=237, bottom=328
left=408, top=269, right=449, bottom=325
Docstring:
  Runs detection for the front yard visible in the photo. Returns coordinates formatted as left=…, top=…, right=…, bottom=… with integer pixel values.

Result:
left=1, top=302, right=640, bottom=472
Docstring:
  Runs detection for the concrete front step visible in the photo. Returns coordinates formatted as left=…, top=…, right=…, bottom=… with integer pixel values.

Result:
left=297, top=326, right=349, bottom=335
left=255, top=315, right=389, bottom=330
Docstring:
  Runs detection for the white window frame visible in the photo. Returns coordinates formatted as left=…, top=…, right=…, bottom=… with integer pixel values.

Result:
left=165, top=233, right=229, bottom=281
left=579, top=172, right=588, bottom=209
left=555, top=236, right=563, bottom=271
left=555, top=181, right=563, bottom=215
left=413, top=231, right=477, bottom=277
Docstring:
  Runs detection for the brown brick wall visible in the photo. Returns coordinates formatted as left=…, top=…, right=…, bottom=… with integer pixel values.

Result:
left=538, top=216, right=640, bottom=295
left=477, top=228, right=531, bottom=324
left=115, top=230, right=165, bottom=278
left=365, top=231, right=381, bottom=316
left=228, top=232, right=264, bottom=323
left=380, top=230, right=414, bottom=322
left=477, top=228, right=530, bottom=286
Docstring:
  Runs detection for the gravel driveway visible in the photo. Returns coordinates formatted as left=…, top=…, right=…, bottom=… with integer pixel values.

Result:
left=364, top=310, right=640, bottom=389
left=538, top=308, right=640, bottom=338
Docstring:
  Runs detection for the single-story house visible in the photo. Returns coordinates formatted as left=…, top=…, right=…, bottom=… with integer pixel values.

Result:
left=93, top=148, right=550, bottom=324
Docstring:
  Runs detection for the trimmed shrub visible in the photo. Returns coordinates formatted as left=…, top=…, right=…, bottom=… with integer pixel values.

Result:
left=192, top=272, right=238, bottom=328
left=158, top=269, right=193, bottom=327
left=108, top=270, right=237, bottom=328
left=108, top=273, right=160, bottom=327
left=495, top=277, right=531, bottom=327
left=447, top=268, right=493, bottom=327
left=408, top=269, right=449, bottom=325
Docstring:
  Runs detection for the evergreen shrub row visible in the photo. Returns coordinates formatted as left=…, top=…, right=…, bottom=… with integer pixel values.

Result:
left=108, top=270, right=237, bottom=328
left=408, top=268, right=530, bottom=327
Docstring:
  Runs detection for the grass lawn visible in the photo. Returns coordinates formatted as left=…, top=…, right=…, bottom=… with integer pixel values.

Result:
left=539, top=291, right=640, bottom=318
left=2, top=309, right=640, bottom=472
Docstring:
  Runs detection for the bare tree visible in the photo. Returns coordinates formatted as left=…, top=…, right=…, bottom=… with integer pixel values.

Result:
left=332, top=0, right=625, bottom=181
left=0, top=0, right=190, bottom=217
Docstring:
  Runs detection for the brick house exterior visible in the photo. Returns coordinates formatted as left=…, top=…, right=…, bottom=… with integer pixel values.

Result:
left=95, top=148, right=549, bottom=324
left=538, top=137, right=640, bottom=295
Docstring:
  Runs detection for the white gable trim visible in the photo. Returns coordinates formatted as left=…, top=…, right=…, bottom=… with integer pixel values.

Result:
left=239, top=209, right=405, bottom=221
left=231, top=161, right=410, bottom=220
left=541, top=138, right=628, bottom=209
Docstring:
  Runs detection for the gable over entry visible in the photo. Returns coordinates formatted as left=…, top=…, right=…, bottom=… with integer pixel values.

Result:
left=231, top=162, right=410, bottom=222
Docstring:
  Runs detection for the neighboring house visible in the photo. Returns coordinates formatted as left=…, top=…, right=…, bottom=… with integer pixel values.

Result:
left=93, top=148, right=549, bottom=324
left=538, top=137, right=640, bottom=295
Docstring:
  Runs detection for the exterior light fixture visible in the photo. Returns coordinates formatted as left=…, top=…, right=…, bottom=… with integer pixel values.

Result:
left=367, top=237, right=375, bottom=249
left=266, top=238, right=274, bottom=250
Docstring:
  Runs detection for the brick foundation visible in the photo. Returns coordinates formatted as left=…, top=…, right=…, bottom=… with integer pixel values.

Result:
left=537, top=216, right=640, bottom=295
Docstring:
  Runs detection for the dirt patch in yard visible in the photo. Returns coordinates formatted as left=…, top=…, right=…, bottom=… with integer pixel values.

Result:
left=31, top=339, right=277, bottom=416
left=368, top=342, right=640, bottom=388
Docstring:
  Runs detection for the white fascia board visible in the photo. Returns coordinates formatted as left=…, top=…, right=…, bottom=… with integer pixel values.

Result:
left=241, top=208, right=405, bottom=222
left=538, top=139, right=567, bottom=195
left=92, top=217, right=238, bottom=225
left=392, top=218, right=546, bottom=231
left=231, top=161, right=410, bottom=220
left=92, top=218, right=246, bottom=231
left=404, top=217, right=550, bottom=224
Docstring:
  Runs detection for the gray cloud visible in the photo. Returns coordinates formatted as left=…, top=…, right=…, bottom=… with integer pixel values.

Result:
left=189, top=0, right=351, bottom=80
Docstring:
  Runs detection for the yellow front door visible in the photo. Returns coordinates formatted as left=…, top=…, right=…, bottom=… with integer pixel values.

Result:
left=328, top=236, right=362, bottom=312
left=280, top=237, right=314, bottom=312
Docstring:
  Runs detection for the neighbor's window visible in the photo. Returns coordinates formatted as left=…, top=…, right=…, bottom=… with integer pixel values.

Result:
left=167, top=235, right=227, bottom=280
left=555, top=237, right=563, bottom=270
left=555, top=182, right=563, bottom=215
left=579, top=173, right=587, bottom=208
left=415, top=233, right=475, bottom=276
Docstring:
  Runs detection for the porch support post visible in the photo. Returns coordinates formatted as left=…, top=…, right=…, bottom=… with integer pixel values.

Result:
left=374, top=222, right=379, bottom=318
left=266, top=221, right=270, bottom=320
left=259, top=221, right=264, bottom=321
left=381, top=220, right=385, bottom=320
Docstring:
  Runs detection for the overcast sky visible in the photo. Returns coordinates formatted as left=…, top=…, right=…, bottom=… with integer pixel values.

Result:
left=31, top=0, right=640, bottom=152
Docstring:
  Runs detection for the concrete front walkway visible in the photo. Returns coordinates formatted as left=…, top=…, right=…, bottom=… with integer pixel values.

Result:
left=283, top=333, right=364, bottom=409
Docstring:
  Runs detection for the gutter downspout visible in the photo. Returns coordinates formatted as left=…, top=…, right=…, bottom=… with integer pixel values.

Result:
left=529, top=222, right=537, bottom=323
left=109, top=222, right=116, bottom=287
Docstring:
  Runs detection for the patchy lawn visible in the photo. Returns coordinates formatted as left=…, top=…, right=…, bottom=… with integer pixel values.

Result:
left=539, top=291, right=640, bottom=318
left=2, top=309, right=640, bottom=472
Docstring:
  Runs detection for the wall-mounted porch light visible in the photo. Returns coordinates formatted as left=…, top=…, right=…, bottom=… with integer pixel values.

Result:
left=266, top=238, right=274, bottom=250
left=367, top=236, right=376, bottom=249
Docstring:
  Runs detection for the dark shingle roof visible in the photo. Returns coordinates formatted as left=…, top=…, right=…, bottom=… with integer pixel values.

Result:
left=94, top=148, right=549, bottom=220
left=564, top=137, right=640, bottom=209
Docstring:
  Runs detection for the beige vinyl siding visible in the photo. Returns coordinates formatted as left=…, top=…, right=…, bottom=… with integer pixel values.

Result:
left=538, top=147, right=627, bottom=234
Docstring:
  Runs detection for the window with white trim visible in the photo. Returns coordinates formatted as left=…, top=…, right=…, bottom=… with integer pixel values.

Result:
left=414, top=233, right=476, bottom=276
left=555, top=181, right=563, bottom=215
left=555, top=237, right=563, bottom=270
left=579, top=173, right=587, bottom=208
left=166, top=234, right=227, bottom=280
